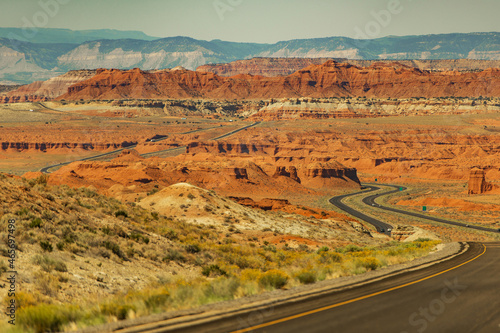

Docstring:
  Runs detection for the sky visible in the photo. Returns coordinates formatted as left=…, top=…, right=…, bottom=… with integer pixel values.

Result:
left=1, top=0, right=499, bottom=43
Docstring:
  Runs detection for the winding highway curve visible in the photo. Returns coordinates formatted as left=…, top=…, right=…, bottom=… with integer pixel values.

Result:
left=330, top=183, right=500, bottom=235
left=40, top=122, right=260, bottom=173
left=102, top=184, right=500, bottom=333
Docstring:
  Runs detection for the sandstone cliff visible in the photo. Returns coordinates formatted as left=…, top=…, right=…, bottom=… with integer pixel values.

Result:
left=0, top=70, right=96, bottom=103
left=52, top=61, right=500, bottom=101
left=197, top=58, right=500, bottom=77
left=468, top=168, right=498, bottom=194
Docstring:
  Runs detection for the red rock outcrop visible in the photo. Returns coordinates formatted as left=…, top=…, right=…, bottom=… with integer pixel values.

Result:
left=468, top=168, right=497, bottom=194
left=51, top=61, right=500, bottom=101
left=197, top=58, right=333, bottom=77
left=0, top=70, right=96, bottom=103
left=197, top=58, right=500, bottom=77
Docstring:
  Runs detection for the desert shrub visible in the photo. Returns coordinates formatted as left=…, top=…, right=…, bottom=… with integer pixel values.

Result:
left=338, top=244, right=362, bottom=253
left=56, top=242, right=65, bottom=251
left=18, top=304, right=67, bottom=333
left=259, top=269, right=289, bottom=289
left=29, top=218, right=43, bottom=228
left=103, top=241, right=126, bottom=259
left=33, top=271, right=59, bottom=297
left=147, top=188, right=159, bottom=196
left=414, top=238, right=432, bottom=243
left=317, top=246, right=329, bottom=253
left=187, top=193, right=195, bottom=200
left=185, top=244, right=201, bottom=254
left=295, top=268, right=318, bottom=284
left=163, top=249, right=185, bottom=263
left=357, top=257, right=382, bottom=271
left=16, top=208, right=30, bottom=217
left=102, top=226, right=112, bottom=235
left=40, top=240, right=53, bottom=252
left=202, top=264, right=227, bottom=277
left=144, top=290, right=170, bottom=311
left=204, top=277, right=240, bottom=302
left=100, top=302, right=136, bottom=320
left=14, top=292, right=39, bottom=310
left=32, top=255, right=67, bottom=273
left=163, top=228, right=178, bottom=240
left=318, top=251, right=343, bottom=264
left=262, top=244, right=277, bottom=253
left=114, top=210, right=128, bottom=218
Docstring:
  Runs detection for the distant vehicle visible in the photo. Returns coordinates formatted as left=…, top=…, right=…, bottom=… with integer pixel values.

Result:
left=380, top=228, right=385, bottom=232
left=387, top=228, right=392, bottom=232
left=466, top=224, right=470, bottom=228
left=181, top=117, right=187, bottom=120
left=29, top=109, right=34, bottom=112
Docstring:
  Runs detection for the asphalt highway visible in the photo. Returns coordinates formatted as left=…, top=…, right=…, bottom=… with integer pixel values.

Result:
left=40, top=122, right=260, bottom=173
left=329, top=185, right=393, bottom=234
left=364, top=183, right=500, bottom=233
left=116, top=242, right=500, bottom=333
left=330, top=184, right=500, bottom=235
left=231, top=242, right=500, bottom=333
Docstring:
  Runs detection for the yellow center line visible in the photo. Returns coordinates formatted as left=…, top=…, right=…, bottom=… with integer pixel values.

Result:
left=232, top=244, right=487, bottom=333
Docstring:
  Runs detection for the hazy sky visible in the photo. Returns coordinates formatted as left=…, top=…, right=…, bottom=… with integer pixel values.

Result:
left=1, top=0, right=499, bottom=43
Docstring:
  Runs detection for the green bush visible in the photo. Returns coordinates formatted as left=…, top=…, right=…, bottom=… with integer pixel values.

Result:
left=259, top=269, right=289, bottom=289
left=30, top=218, right=43, bottom=228
left=357, top=257, right=382, bottom=271
left=32, top=255, right=67, bottom=273
left=114, top=210, right=128, bottom=218
left=338, top=244, right=362, bottom=253
left=296, top=269, right=318, bottom=284
left=18, top=304, right=67, bottom=333
left=103, top=241, right=126, bottom=259
left=100, top=302, right=136, bottom=320
left=319, top=251, right=343, bottom=264
left=202, top=264, right=227, bottom=277
left=144, top=291, right=170, bottom=310
left=317, top=246, right=329, bottom=253
left=163, top=249, right=185, bottom=263
left=40, top=240, right=53, bottom=252
left=185, top=244, right=201, bottom=254
left=56, top=242, right=65, bottom=251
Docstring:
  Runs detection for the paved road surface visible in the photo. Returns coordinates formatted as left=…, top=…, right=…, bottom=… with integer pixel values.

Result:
left=231, top=242, right=500, bottom=333
left=364, top=183, right=499, bottom=233
left=118, top=243, right=500, bottom=333
left=329, top=185, right=393, bottom=234
left=40, top=122, right=260, bottom=173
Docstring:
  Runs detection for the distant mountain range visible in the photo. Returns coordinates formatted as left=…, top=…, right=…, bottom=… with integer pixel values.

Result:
left=0, top=28, right=159, bottom=44
left=0, top=29, right=498, bottom=84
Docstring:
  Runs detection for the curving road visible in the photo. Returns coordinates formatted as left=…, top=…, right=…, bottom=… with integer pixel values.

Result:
left=40, top=122, right=260, bottom=173
left=363, top=183, right=500, bottom=234
left=110, top=242, right=500, bottom=333
left=86, top=185, right=500, bottom=333
left=330, top=183, right=500, bottom=235
left=329, top=185, right=393, bottom=234
left=227, top=242, right=500, bottom=333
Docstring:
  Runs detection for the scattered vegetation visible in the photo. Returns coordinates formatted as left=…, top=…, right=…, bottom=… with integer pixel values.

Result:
left=0, top=175, right=442, bottom=332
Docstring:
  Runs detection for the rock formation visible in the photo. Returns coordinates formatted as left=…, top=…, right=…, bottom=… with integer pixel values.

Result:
left=0, top=70, right=95, bottom=103
left=197, top=58, right=500, bottom=77
left=468, top=168, right=496, bottom=194
left=2, top=60, right=497, bottom=103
